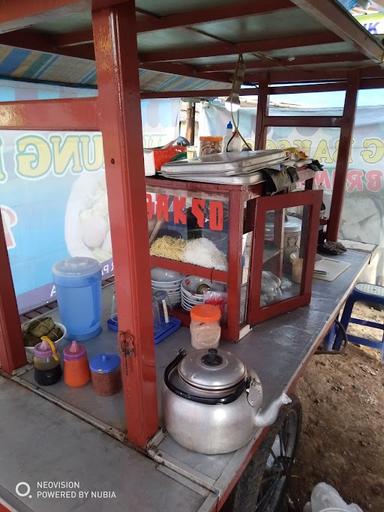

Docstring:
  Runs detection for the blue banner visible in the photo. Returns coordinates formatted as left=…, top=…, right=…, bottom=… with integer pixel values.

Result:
left=1, top=100, right=180, bottom=313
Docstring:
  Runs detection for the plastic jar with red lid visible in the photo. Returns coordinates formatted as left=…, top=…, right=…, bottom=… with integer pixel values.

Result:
left=199, top=136, right=223, bottom=158
left=190, top=304, right=221, bottom=350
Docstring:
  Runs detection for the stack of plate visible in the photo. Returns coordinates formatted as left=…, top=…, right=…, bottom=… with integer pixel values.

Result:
left=181, top=276, right=225, bottom=311
left=151, top=268, right=183, bottom=306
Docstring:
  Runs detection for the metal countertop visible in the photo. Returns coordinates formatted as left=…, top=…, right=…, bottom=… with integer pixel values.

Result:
left=150, top=249, right=370, bottom=505
left=0, top=249, right=370, bottom=512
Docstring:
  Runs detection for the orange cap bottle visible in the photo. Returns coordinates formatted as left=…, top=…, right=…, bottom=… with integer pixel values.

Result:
left=63, top=340, right=90, bottom=388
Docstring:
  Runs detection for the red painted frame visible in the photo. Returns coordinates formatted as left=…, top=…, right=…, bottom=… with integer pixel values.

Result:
left=327, top=73, right=359, bottom=241
left=92, top=3, right=158, bottom=448
left=247, top=190, right=323, bottom=325
left=0, top=214, right=27, bottom=373
left=0, top=98, right=98, bottom=131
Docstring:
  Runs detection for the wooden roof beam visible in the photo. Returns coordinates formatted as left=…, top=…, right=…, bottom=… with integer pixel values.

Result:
left=140, top=77, right=384, bottom=99
left=0, top=29, right=56, bottom=53
left=141, top=62, right=232, bottom=84
left=141, top=86, right=276, bottom=99
left=140, top=31, right=341, bottom=63
left=289, top=0, right=384, bottom=63
left=0, top=28, right=95, bottom=59
left=55, top=28, right=93, bottom=47
left=246, top=66, right=384, bottom=84
left=0, top=29, right=95, bottom=60
left=136, top=0, right=293, bottom=32
left=199, top=52, right=367, bottom=72
left=0, top=0, right=90, bottom=33
left=0, top=0, right=132, bottom=32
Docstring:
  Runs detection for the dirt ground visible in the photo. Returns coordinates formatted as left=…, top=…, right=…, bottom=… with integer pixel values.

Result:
left=290, top=303, right=384, bottom=511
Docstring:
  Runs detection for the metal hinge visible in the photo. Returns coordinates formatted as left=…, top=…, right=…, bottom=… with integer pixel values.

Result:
left=119, top=331, right=135, bottom=375
left=119, top=330, right=135, bottom=357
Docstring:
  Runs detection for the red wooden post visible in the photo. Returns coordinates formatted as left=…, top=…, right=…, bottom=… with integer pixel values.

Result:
left=226, top=190, right=244, bottom=341
left=92, top=2, right=158, bottom=448
left=0, top=212, right=27, bottom=373
left=327, top=74, right=359, bottom=241
left=254, top=77, right=269, bottom=150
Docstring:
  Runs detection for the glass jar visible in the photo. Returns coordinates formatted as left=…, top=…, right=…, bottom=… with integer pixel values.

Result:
left=190, top=304, right=221, bottom=350
left=152, top=290, right=171, bottom=331
left=33, top=337, right=62, bottom=386
left=199, top=136, right=223, bottom=158
left=89, top=353, right=122, bottom=396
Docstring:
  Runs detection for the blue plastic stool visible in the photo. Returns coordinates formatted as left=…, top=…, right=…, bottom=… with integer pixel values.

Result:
left=333, top=282, right=384, bottom=359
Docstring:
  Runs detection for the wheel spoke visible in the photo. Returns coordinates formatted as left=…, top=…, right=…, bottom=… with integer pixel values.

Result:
left=279, top=431, right=285, bottom=457
left=235, top=404, right=301, bottom=512
left=256, top=476, right=285, bottom=511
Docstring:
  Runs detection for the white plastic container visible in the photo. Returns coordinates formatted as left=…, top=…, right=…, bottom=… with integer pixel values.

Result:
left=223, top=120, right=233, bottom=151
left=226, top=130, right=242, bottom=152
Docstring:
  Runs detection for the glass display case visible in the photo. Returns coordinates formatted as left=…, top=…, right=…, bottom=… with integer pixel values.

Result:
left=146, top=178, right=322, bottom=341
left=247, top=190, right=323, bottom=325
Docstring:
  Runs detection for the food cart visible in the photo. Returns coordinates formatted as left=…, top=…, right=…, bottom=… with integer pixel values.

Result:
left=0, top=1, right=382, bottom=511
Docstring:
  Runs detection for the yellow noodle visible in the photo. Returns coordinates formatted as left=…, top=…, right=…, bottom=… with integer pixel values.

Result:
left=150, top=236, right=186, bottom=261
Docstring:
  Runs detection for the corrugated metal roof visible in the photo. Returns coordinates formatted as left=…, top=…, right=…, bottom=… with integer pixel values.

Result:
left=0, top=45, right=230, bottom=90
left=0, top=0, right=382, bottom=92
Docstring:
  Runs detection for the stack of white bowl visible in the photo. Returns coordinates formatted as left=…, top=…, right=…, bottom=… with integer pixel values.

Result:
left=181, top=275, right=225, bottom=312
left=151, top=268, right=183, bottom=307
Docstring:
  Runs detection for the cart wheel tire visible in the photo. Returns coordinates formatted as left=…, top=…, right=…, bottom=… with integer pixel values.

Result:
left=223, top=394, right=302, bottom=512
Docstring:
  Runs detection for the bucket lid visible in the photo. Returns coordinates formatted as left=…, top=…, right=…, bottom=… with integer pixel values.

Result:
left=63, top=340, right=87, bottom=361
left=190, top=304, right=221, bottom=323
left=52, top=257, right=101, bottom=278
left=178, top=348, right=246, bottom=391
left=89, top=353, right=120, bottom=373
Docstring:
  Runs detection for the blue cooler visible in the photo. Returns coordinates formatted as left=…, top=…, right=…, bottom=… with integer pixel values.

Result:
left=52, top=257, right=102, bottom=340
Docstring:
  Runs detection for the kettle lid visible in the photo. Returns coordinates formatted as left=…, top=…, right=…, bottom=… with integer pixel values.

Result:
left=178, top=348, right=246, bottom=391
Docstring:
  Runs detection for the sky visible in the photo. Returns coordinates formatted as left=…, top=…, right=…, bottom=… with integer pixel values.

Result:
left=268, top=89, right=384, bottom=108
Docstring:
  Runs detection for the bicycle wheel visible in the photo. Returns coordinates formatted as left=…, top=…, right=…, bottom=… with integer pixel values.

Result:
left=223, top=395, right=302, bottom=512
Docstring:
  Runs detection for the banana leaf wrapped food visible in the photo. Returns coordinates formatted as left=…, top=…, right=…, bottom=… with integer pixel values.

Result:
left=23, top=317, right=63, bottom=347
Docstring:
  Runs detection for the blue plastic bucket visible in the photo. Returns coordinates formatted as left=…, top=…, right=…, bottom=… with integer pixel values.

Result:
left=52, top=257, right=102, bottom=340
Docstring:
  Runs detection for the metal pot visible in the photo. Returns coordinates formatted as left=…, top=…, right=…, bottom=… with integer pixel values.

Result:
left=163, top=348, right=290, bottom=455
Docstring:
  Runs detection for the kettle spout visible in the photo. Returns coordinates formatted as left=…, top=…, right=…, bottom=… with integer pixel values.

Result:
left=254, top=393, right=291, bottom=428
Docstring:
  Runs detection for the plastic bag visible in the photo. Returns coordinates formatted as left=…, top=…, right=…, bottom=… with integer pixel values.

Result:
left=203, top=291, right=228, bottom=322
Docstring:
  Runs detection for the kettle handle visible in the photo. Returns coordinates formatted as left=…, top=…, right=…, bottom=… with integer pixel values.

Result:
left=164, top=349, right=187, bottom=387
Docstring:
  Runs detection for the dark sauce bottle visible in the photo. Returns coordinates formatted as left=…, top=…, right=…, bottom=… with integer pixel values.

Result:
left=33, top=338, right=62, bottom=386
